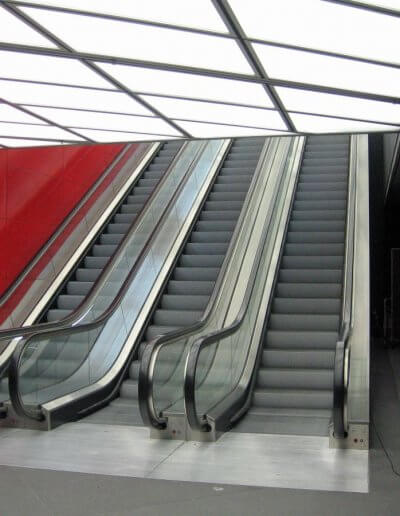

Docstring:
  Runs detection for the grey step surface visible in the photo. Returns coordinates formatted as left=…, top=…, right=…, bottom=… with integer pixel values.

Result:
left=87, top=137, right=266, bottom=426
left=239, top=134, right=349, bottom=437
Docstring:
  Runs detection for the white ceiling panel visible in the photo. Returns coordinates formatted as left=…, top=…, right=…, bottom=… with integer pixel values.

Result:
left=229, top=0, right=400, bottom=64
left=0, top=80, right=152, bottom=114
left=22, top=0, right=228, bottom=32
left=75, top=129, right=176, bottom=143
left=0, top=50, right=115, bottom=88
left=20, top=8, right=252, bottom=74
left=0, top=104, right=47, bottom=124
left=97, top=64, right=272, bottom=107
left=254, top=44, right=400, bottom=99
left=0, top=8, right=57, bottom=48
left=140, top=96, right=285, bottom=129
left=0, top=121, right=83, bottom=140
left=26, top=106, right=181, bottom=135
left=290, top=112, right=400, bottom=133
left=276, top=87, right=400, bottom=125
left=175, top=121, right=286, bottom=138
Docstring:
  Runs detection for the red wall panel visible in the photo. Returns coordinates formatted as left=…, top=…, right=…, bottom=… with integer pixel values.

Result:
left=0, top=143, right=126, bottom=298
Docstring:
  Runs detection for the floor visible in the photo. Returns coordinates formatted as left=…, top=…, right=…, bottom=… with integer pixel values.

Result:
left=0, top=342, right=398, bottom=516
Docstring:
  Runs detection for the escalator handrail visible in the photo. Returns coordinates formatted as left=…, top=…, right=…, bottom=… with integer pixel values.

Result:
left=8, top=141, right=209, bottom=421
left=184, top=137, right=303, bottom=432
left=0, top=142, right=184, bottom=375
left=139, top=138, right=274, bottom=430
left=333, top=136, right=357, bottom=439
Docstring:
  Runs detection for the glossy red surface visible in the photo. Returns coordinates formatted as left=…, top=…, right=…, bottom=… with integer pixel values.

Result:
left=0, top=142, right=136, bottom=322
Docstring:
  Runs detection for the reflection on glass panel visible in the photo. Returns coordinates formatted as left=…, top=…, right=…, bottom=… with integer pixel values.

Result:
left=141, top=96, right=285, bottom=129
left=175, top=120, right=286, bottom=138
left=0, top=138, right=65, bottom=147
left=230, top=0, right=400, bottom=64
left=0, top=9, right=57, bottom=48
left=276, top=87, right=400, bottom=125
left=0, top=50, right=114, bottom=89
left=0, top=122, right=82, bottom=140
left=27, top=107, right=181, bottom=135
left=254, top=44, right=400, bottom=98
left=24, top=0, right=228, bottom=32
left=0, top=80, right=151, bottom=114
left=0, top=104, right=47, bottom=124
left=97, top=64, right=272, bottom=107
left=21, top=8, right=253, bottom=74
left=74, top=129, right=179, bottom=142
left=290, top=112, right=399, bottom=133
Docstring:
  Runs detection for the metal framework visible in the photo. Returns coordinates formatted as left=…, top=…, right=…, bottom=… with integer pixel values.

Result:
left=0, top=0, right=398, bottom=147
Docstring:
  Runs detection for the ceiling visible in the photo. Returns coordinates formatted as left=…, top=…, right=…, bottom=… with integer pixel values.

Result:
left=0, top=0, right=399, bottom=148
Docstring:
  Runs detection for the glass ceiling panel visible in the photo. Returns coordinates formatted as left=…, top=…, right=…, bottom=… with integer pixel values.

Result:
left=175, top=120, right=286, bottom=138
left=0, top=80, right=152, bottom=114
left=75, top=129, right=174, bottom=143
left=26, top=106, right=182, bottom=135
left=0, top=104, right=47, bottom=124
left=290, top=113, right=399, bottom=133
left=23, top=0, right=228, bottom=32
left=0, top=50, right=115, bottom=89
left=254, top=44, right=400, bottom=98
left=229, top=0, right=400, bottom=64
left=97, top=64, right=272, bottom=107
left=276, top=87, right=400, bottom=125
left=0, top=138, right=67, bottom=147
left=0, top=122, right=83, bottom=140
left=21, top=8, right=252, bottom=74
left=140, top=96, right=285, bottom=130
left=0, top=8, right=57, bottom=48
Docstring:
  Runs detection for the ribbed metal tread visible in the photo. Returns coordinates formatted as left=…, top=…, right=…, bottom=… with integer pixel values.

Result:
left=244, top=134, right=349, bottom=436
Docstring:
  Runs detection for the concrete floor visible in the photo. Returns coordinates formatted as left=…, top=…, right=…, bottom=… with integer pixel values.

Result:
left=0, top=341, right=399, bottom=516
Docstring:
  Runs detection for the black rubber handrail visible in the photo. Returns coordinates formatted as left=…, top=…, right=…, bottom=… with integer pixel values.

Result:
left=139, top=137, right=275, bottom=430
left=8, top=141, right=207, bottom=421
left=184, top=138, right=301, bottom=432
left=333, top=136, right=356, bottom=439
left=0, top=142, right=183, bottom=376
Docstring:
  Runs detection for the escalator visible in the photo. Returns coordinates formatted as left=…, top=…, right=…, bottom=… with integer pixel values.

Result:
left=235, top=134, right=349, bottom=436
left=83, top=137, right=266, bottom=426
left=180, top=134, right=352, bottom=439
left=43, top=141, right=182, bottom=323
left=0, top=140, right=182, bottom=401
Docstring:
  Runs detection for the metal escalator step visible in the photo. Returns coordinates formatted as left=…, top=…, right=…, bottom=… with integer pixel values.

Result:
left=200, top=210, right=240, bottom=221
left=217, top=175, right=252, bottom=184
left=281, top=255, right=343, bottom=269
left=286, top=231, right=344, bottom=244
left=269, top=313, right=340, bottom=331
left=120, top=204, right=140, bottom=214
left=297, top=181, right=347, bottom=191
left=252, top=388, right=333, bottom=409
left=208, top=191, right=247, bottom=202
left=299, top=174, right=348, bottom=183
left=213, top=183, right=249, bottom=193
left=261, top=349, right=335, bottom=369
left=107, top=223, right=131, bottom=234
left=295, top=190, right=347, bottom=201
left=57, top=294, right=85, bottom=310
left=190, top=231, right=233, bottom=243
left=256, top=368, right=334, bottom=390
left=291, top=209, right=346, bottom=221
left=204, top=201, right=244, bottom=211
left=272, top=297, right=341, bottom=315
left=153, top=309, right=203, bottom=326
left=173, top=267, right=219, bottom=281
left=185, top=242, right=229, bottom=255
left=46, top=309, right=73, bottom=322
left=145, top=325, right=181, bottom=342
left=84, top=256, right=109, bottom=269
left=127, top=194, right=149, bottom=204
left=278, top=269, right=342, bottom=283
left=75, top=268, right=102, bottom=282
left=114, top=213, right=136, bottom=224
left=120, top=379, right=138, bottom=400
left=167, top=280, right=215, bottom=295
left=100, top=233, right=124, bottom=245
left=138, top=178, right=159, bottom=187
left=66, top=281, right=94, bottom=296
left=293, top=200, right=346, bottom=210
left=284, top=243, right=344, bottom=256
left=276, top=283, right=342, bottom=298
left=289, top=221, right=345, bottom=232
left=161, top=295, right=209, bottom=311
left=92, top=244, right=118, bottom=257
left=179, top=254, right=225, bottom=268
left=196, top=220, right=237, bottom=232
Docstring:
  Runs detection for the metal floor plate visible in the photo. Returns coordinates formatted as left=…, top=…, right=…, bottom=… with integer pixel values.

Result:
left=0, top=423, right=368, bottom=493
